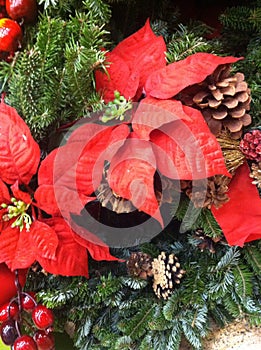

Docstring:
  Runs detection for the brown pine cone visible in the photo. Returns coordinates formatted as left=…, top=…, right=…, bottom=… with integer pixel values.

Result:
left=152, top=252, right=185, bottom=300
left=184, top=175, right=230, bottom=209
left=192, top=228, right=222, bottom=253
left=239, top=129, right=261, bottom=162
left=127, top=252, right=153, bottom=280
left=179, top=64, right=251, bottom=139
left=97, top=174, right=135, bottom=214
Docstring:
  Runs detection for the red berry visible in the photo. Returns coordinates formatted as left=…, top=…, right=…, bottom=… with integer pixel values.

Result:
left=0, top=18, right=22, bottom=53
left=6, top=0, right=38, bottom=23
left=32, top=305, right=54, bottom=330
left=21, top=292, right=37, bottom=312
left=34, top=330, right=55, bottom=350
left=13, top=335, right=37, bottom=350
left=0, top=301, right=19, bottom=322
left=0, top=319, right=18, bottom=345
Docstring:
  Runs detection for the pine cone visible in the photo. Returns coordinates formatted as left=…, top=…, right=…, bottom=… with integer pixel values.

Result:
left=192, top=229, right=222, bottom=253
left=126, top=252, right=153, bottom=280
left=184, top=175, right=230, bottom=209
left=250, top=162, right=261, bottom=189
left=180, top=65, right=251, bottom=139
left=97, top=173, right=135, bottom=214
left=239, top=129, right=261, bottom=162
left=152, top=252, right=185, bottom=300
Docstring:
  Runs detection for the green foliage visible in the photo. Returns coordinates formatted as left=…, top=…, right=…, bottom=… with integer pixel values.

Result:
left=166, top=24, right=212, bottom=63
left=173, top=195, right=223, bottom=238
left=0, top=4, right=110, bottom=141
left=220, top=6, right=261, bottom=32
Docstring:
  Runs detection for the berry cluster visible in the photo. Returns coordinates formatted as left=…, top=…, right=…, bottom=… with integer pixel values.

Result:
left=0, top=292, right=55, bottom=350
left=0, top=0, right=37, bottom=60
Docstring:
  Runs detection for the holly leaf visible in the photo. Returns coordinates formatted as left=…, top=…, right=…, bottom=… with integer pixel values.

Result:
left=149, top=105, right=231, bottom=179
left=0, top=100, right=40, bottom=184
left=38, top=217, right=89, bottom=277
left=108, top=135, right=163, bottom=226
left=145, top=53, right=242, bottom=99
left=212, top=162, right=261, bottom=246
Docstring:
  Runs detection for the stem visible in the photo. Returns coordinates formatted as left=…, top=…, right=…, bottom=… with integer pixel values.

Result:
left=15, top=270, right=23, bottom=326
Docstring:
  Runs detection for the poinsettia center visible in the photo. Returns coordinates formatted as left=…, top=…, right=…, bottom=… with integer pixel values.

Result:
left=1, top=197, right=32, bottom=232
left=100, top=91, right=132, bottom=123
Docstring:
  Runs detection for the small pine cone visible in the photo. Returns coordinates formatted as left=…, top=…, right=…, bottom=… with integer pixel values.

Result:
left=183, top=64, right=251, bottom=139
left=193, top=228, right=222, bottom=253
left=184, top=175, right=230, bottom=209
left=250, top=162, right=261, bottom=189
left=152, top=252, right=185, bottom=300
left=127, top=252, right=153, bottom=280
left=239, top=130, right=261, bottom=162
left=97, top=177, right=135, bottom=214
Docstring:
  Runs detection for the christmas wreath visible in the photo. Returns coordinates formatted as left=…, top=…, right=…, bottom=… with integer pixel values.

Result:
left=0, top=1, right=260, bottom=349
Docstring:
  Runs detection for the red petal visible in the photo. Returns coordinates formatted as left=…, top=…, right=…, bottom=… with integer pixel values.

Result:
left=95, top=51, right=139, bottom=103
left=211, top=162, right=261, bottom=247
left=108, top=135, right=163, bottom=226
left=75, top=124, right=130, bottom=195
left=95, top=19, right=166, bottom=102
left=37, top=148, right=58, bottom=186
left=0, top=226, right=35, bottom=270
left=0, top=179, right=10, bottom=202
left=11, top=181, right=31, bottom=204
left=0, top=101, right=40, bottom=184
left=34, top=184, right=95, bottom=216
left=150, top=104, right=230, bottom=179
left=113, top=19, right=166, bottom=99
left=73, top=232, right=119, bottom=262
left=38, top=217, right=88, bottom=277
left=30, top=221, right=58, bottom=260
left=132, top=97, right=192, bottom=140
left=145, top=53, right=242, bottom=99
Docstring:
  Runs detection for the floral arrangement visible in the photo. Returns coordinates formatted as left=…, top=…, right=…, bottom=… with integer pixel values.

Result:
left=1, top=20, right=260, bottom=277
left=0, top=9, right=261, bottom=349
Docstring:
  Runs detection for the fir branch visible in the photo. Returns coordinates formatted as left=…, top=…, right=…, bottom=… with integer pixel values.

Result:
left=220, top=6, right=261, bottom=32
left=166, top=24, right=212, bottom=63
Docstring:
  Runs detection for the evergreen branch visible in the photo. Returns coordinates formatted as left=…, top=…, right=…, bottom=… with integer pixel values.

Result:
left=166, top=24, right=212, bottom=63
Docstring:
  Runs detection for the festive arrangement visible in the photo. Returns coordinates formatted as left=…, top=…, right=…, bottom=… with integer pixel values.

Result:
left=0, top=1, right=261, bottom=349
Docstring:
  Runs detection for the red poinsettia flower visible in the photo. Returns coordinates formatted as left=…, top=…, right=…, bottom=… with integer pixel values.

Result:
left=0, top=100, right=118, bottom=277
left=35, top=22, right=229, bottom=230
left=93, top=19, right=260, bottom=246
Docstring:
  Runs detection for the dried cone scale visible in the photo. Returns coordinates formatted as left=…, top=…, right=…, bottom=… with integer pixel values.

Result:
left=127, top=252, right=153, bottom=280
left=181, top=175, right=231, bottom=209
left=192, top=64, right=251, bottom=139
left=152, top=252, right=185, bottom=300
